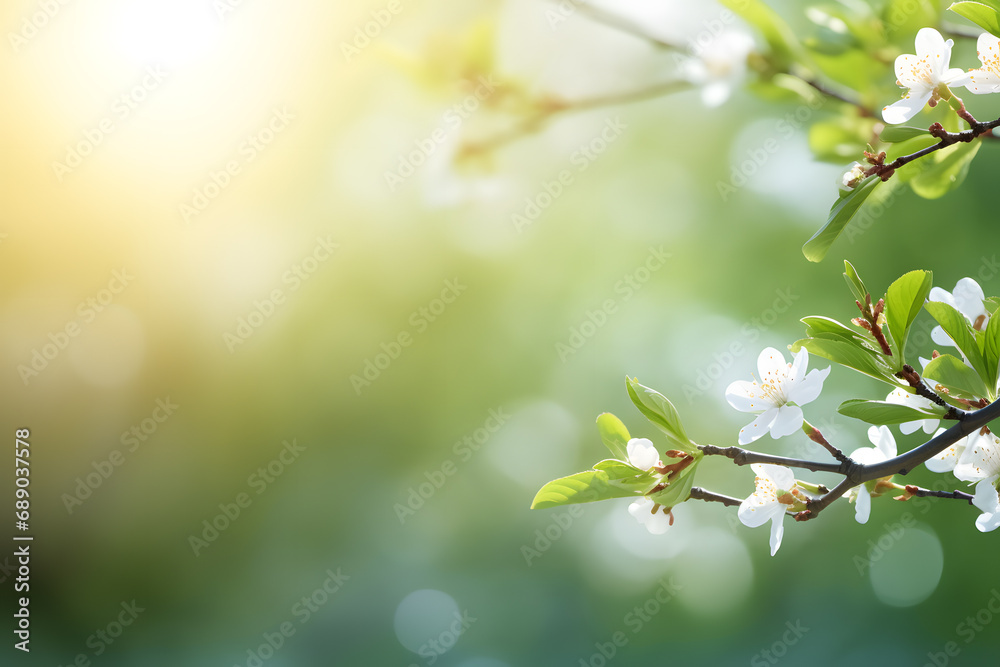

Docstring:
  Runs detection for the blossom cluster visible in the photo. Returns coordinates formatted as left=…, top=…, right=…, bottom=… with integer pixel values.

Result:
left=882, top=28, right=1000, bottom=124
left=618, top=276, right=1000, bottom=556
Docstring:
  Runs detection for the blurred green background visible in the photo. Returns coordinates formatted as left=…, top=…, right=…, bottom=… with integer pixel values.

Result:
left=3, top=0, right=1000, bottom=664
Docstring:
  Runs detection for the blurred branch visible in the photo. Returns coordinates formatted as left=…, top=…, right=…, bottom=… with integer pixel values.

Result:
left=573, top=1, right=684, bottom=52
left=459, top=80, right=693, bottom=158
left=797, top=72, right=871, bottom=114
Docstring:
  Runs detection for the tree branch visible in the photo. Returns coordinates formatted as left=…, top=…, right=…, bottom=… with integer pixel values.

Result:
left=872, top=113, right=1000, bottom=181
left=702, top=399, right=1000, bottom=522
left=796, top=478, right=855, bottom=521
left=900, top=484, right=975, bottom=505
left=861, top=400, right=1000, bottom=479
left=698, top=444, right=844, bottom=474
left=689, top=487, right=743, bottom=508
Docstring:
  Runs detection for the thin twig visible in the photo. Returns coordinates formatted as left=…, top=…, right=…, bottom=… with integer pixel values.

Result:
left=895, top=364, right=966, bottom=420
left=901, top=484, right=975, bottom=505
left=689, top=487, right=743, bottom=508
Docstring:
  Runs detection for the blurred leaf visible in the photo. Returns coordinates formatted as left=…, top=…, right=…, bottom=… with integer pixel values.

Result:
left=803, top=175, right=881, bottom=262
left=909, top=140, right=982, bottom=199
left=791, top=337, right=900, bottom=384
left=809, top=116, right=877, bottom=162
left=923, top=353, right=990, bottom=400
left=844, top=259, right=869, bottom=303
left=721, top=0, right=801, bottom=65
left=748, top=72, right=825, bottom=104
left=883, top=0, right=941, bottom=41
left=924, top=301, right=989, bottom=382
left=838, top=398, right=944, bottom=424
left=880, top=125, right=931, bottom=142
left=949, top=2, right=1000, bottom=37
left=530, top=470, right=641, bottom=509
left=985, top=296, right=1000, bottom=314
left=625, top=378, right=697, bottom=453
left=596, top=413, right=630, bottom=460
left=807, top=47, right=881, bottom=94
left=885, top=269, right=933, bottom=365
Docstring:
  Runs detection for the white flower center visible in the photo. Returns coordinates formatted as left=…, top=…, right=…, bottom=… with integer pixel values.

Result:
left=755, top=363, right=792, bottom=405
left=906, top=57, right=935, bottom=87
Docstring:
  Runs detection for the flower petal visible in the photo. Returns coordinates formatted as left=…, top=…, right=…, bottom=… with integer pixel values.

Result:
left=645, top=510, right=672, bottom=535
left=756, top=347, right=790, bottom=383
left=726, top=380, right=774, bottom=413
left=972, top=479, right=1000, bottom=532
left=788, top=347, right=809, bottom=382
left=754, top=463, right=796, bottom=490
left=854, top=484, right=872, bottom=524
left=925, top=430, right=966, bottom=473
left=628, top=496, right=654, bottom=520
left=738, top=407, right=779, bottom=445
left=626, top=438, right=659, bottom=470
left=867, top=425, right=897, bottom=459
left=768, top=405, right=804, bottom=440
left=972, top=478, right=1000, bottom=514
left=894, top=53, right=932, bottom=89
left=930, top=324, right=954, bottom=348
left=954, top=431, right=1000, bottom=482
left=914, top=27, right=949, bottom=63
left=967, top=33, right=1000, bottom=94
left=953, top=277, right=987, bottom=323
left=787, top=366, right=830, bottom=406
left=700, top=81, right=731, bottom=108
left=929, top=286, right=957, bottom=308
left=882, top=90, right=933, bottom=124
left=738, top=494, right=782, bottom=528
left=768, top=513, right=785, bottom=556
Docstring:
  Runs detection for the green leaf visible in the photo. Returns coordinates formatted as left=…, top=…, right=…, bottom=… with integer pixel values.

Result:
left=806, top=48, right=883, bottom=96
left=885, top=270, right=933, bottom=366
left=983, top=311, right=1000, bottom=392
left=909, top=140, right=982, bottom=199
left=923, top=354, right=990, bottom=400
left=838, top=398, right=945, bottom=425
left=647, top=463, right=698, bottom=508
left=721, top=0, right=801, bottom=65
left=803, top=176, right=882, bottom=263
left=801, top=316, right=871, bottom=346
left=924, top=301, right=989, bottom=382
left=809, top=117, right=875, bottom=162
left=791, top=337, right=901, bottom=385
left=880, top=125, right=931, bottom=143
left=843, top=260, right=869, bottom=304
left=625, top=378, right=697, bottom=453
left=530, top=470, right=640, bottom=509
left=949, top=2, right=1000, bottom=38
left=596, top=413, right=630, bottom=460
